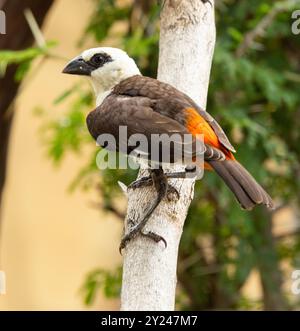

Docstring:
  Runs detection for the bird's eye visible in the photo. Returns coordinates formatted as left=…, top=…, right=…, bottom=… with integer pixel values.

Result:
left=91, top=54, right=104, bottom=66
left=88, top=52, right=113, bottom=68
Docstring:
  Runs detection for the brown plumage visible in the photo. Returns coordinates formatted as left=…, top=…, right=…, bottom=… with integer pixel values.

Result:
left=209, top=160, right=273, bottom=210
left=87, top=75, right=274, bottom=210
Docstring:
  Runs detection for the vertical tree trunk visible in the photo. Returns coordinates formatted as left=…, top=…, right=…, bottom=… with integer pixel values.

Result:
left=121, top=0, right=215, bottom=311
left=0, top=0, right=54, bottom=228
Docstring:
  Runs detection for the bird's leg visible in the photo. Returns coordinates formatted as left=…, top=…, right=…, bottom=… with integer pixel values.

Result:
left=128, top=171, right=184, bottom=200
left=120, top=165, right=198, bottom=251
left=165, top=165, right=198, bottom=179
left=119, top=167, right=168, bottom=253
left=129, top=164, right=197, bottom=183
left=127, top=175, right=153, bottom=190
left=127, top=165, right=197, bottom=204
left=128, top=176, right=179, bottom=199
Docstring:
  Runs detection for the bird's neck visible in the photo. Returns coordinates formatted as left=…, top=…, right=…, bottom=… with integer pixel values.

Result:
left=91, top=64, right=141, bottom=107
left=95, top=89, right=112, bottom=107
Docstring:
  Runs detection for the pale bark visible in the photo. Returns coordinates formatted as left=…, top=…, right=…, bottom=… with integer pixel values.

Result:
left=120, top=0, right=216, bottom=311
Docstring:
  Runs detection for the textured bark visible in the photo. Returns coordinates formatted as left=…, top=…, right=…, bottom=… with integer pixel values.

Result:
left=120, top=0, right=215, bottom=311
left=0, top=0, right=54, bottom=224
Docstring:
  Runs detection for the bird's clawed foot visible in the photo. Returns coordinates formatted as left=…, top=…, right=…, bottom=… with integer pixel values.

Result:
left=119, top=224, right=167, bottom=253
left=140, top=231, right=167, bottom=247
left=119, top=167, right=186, bottom=254
left=119, top=225, right=138, bottom=254
left=127, top=176, right=153, bottom=190
left=128, top=176, right=180, bottom=202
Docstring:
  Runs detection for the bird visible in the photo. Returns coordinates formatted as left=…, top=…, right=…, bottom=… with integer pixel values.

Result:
left=62, top=47, right=274, bottom=250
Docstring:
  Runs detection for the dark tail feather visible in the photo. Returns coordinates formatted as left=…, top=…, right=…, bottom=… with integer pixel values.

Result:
left=209, top=159, right=274, bottom=210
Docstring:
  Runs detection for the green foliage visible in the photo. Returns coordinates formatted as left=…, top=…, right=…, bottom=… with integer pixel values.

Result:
left=0, top=41, right=56, bottom=80
left=82, top=0, right=130, bottom=44
left=40, top=84, right=93, bottom=164
left=82, top=267, right=122, bottom=305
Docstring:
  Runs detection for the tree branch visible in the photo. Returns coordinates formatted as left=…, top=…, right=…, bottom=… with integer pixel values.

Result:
left=120, top=0, right=216, bottom=311
left=236, top=0, right=296, bottom=57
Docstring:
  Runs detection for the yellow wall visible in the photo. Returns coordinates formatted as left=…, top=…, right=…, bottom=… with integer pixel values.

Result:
left=0, top=0, right=121, bottom=310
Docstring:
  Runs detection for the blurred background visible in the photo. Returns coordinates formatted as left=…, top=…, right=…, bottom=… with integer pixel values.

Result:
left=0, top=0, right=300, bottom=310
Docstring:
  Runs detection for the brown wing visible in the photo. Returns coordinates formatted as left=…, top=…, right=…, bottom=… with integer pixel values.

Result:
left=86, top=94, right=205, bottom=164
left=113, top=75, right=236, bottom=153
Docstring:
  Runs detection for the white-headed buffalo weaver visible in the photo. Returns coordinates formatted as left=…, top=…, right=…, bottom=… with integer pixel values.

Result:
left=63, top=47, right=274, bottom=250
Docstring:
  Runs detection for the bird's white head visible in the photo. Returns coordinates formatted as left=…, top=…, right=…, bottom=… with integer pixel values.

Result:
left=62, top=47, right=141, bottom=105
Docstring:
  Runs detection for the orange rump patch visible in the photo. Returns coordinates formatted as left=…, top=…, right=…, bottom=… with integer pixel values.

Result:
left=185, top=107, right=234, bottom=160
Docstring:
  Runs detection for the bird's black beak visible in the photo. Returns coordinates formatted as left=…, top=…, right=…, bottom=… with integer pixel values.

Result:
left=62, top=56, right=92, bottom=76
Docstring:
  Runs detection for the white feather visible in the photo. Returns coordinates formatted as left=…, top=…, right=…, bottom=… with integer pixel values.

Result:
left=80, top=47, right=141, bottom=106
